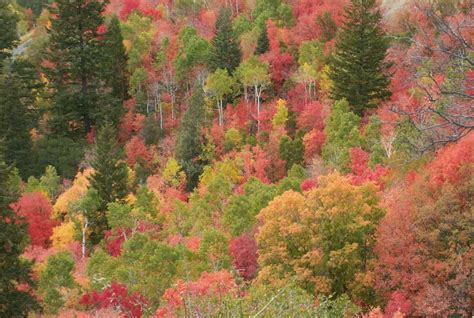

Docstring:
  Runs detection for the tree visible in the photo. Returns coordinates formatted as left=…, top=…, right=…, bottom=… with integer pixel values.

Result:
left=279, top=135, right=304, bottom=171
left=0, top=0, right=18, bottom=64
left=209, top=8, right=242, bottom=74
left=80, top=281, right=147, bottom=318
left=25, top=165, right=61, bottom=200
left=322, top=99, right=362, bottom=171
left=256, top=174, right=384, bottom=303
left=11, top=192, right=58, bottom=248
left=229, top=234, right=258, bottom=280
left=38, top=252, right=78, bottom=314
left=102, top=15, right=129, bottom=103
left=255, top=23, right=270, bottom=55
left=205, top=68, right=235, bottom=126
left=0, top=59, right=40, bottom=178
left=236, top=56, right=271, bottom=131
left=45, top=0, right=108, bottom=138
left=176, top=84, right=207, bottom=191
left=88, top=123, right=129, bottom=243
left=0, top=153, right=38, bottom=316
left=389, top=2, right=473, bottom=151
left=329, top=0, right=392, bottom=115
left=174, top=26, right=210, bottom=85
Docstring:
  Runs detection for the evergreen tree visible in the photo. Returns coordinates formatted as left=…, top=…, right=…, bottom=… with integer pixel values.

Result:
left=0, top=151, right=39, bottom=316
left=102, top=15, right=129, bottom=103
left=329, top=0, right=391, bottom=115
left=0, top=59, right=41, bottom=178
left=0, top=0, right=18, bottom=64
left=45, top=0, right=107, bottom=138
left=88, top=123, right=128, bottom=244
left=255, top=23, right=269, bottom=55
left=176, top=84, right=207, bottom=191
left=209, top=8, right=242, bottom=74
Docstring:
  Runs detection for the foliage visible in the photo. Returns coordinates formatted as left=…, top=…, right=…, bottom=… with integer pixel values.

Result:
left=322, top=99, right=361, bottom=171
left=25, top=165, right=61, bottom=199
left=0, top=0, right=18, bottom=63
left=176, top=85, right=207, bottom=191
left=38, top=251, right=77, bottom=314
left=45, top=0, right=109, bottom=138
left=88, top=123, right=129, bottom=243
left=209, top=8, right=242, bottom=74
left=0, top=59, right=40, bottom=178
left=256, top=173, right=384, bottom=303
left=329, top=0, right=392, bottom=114
left=33, top=136, right=84, bottom=179
left=11, top=192, right=58, bottom=248
left=0, top=155, right=38, bottom=317
left=80, top=282, right=146, bottom=318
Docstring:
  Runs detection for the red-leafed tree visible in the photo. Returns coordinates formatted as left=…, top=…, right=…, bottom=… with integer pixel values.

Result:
left=349, top=147, right=389, bottom=189
left=375, top=133, right=474, bottom=316
left=80, top=282, right=147, bottom=318
left=229, top=234, right=258, bottom=280
left=11, top=192, right=59, bottom=248
left=125, top=136, right=155, bottom=168
left=303, top=129, right=325, bottom=163
left=155, top=270, right=237, bottom=317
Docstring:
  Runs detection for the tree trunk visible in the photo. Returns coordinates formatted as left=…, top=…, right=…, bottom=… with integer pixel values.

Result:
left=82, top=216, right=88, bottom=258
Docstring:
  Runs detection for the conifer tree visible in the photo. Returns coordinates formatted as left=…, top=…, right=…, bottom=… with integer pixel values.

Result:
left=209, top=8, right=242, bottom=74
left=0, top=151, right=38, bottom=316
left=102, top=15, right=129, bottom=103
left=176, top=84, right=207, bottom=191
left=329, top=0, right=391, bottom=115
left=88, top=123, right=128, bottom=244
left=0, top=59, right=41, bottom=178
left=0, top=0, right=17, bottom=65
left=45, top=0, right=107, bottom=138
left=255, top=23, right=269, bottom=55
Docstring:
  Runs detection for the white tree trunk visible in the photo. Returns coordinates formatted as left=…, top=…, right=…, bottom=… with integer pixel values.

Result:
left=82, top=217, right=88, bottom=259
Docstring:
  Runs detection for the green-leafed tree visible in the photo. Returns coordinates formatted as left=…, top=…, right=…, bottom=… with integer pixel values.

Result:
left=174, top=26, right=210, bottom=84
left=88, top=123, right=128, bottom=243
left=176, top=84, right=207, bottom=191
left=0, top=152, right=38, bottom=317
left=38, top=252, right=77, bottom=314
left=255, top=23, right=269, bottom=55
left=102, top=15, right=129, bottom=103
left=279, top=135, right=305, bottom=171
left=45, top=0, right=111, bottom=138
left=0, top=59, right=41, bottom=178
left=329, top=0, right=391, bottom=115
left=0, top=0, right=17, bottom=64
left=235, top=56, right=271, bottom=131
left=205, top=68, right=235, bottom=126
left=209, top=8, right=242, bottom=74
left=322, top=99, right=361, bottom=171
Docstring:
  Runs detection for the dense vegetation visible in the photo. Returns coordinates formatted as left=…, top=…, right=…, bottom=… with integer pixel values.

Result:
left=0, top=0, right=472, bottom=316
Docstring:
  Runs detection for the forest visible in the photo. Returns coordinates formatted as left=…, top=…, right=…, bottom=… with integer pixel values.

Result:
left=0, top=0, right=472, bottom=316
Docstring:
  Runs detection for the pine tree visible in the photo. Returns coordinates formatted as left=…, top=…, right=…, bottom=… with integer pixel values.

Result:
left=209, top=8, right=242, bottom=74
left=102, top=15, right=129, bottom=103
left=0, top=150, right=39, bottom=316
left=88, top=123, right=128, bottom=244
left=255, top=23, right=269, bottom=55
left=176, top=84, right=207, bottom=191
left=329, top=0, right=392, bottom=115
left=0, top=0, right=18, bottom=64
left=0, top=59, right=41, bottom=178
left=45, top=0, right=107, bottom=138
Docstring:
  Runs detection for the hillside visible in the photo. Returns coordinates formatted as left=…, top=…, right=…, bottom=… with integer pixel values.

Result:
left=0, top=0, right=472, bottom=317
